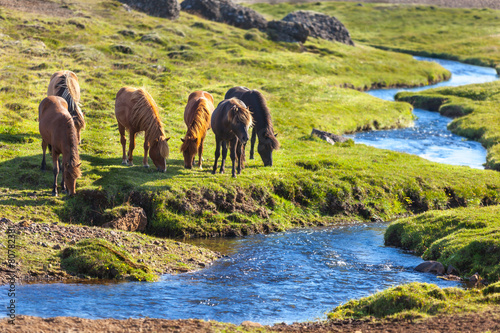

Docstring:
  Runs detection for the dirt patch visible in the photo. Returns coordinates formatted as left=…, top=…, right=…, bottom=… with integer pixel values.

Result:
left=2, top=307, right=500, bottom=332
left=0, top=0, right=75, bottom=17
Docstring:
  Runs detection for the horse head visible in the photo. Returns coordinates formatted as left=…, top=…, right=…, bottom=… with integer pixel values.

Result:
left=180, top=136, right=198, bottom=169
left=258, top=132, right=279, bottom=167
left=228, top=102, right=252, bottom=145
left=150, top=136, right=170, bottom=172
left=64, top=162, right=82, bottom=196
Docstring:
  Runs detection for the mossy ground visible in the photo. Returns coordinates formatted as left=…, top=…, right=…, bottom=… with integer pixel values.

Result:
left=328, top=281, right=500, bottom=320
left=396, top=80, right=500, bottom=170
left=385, top=205, right=500, bottom=282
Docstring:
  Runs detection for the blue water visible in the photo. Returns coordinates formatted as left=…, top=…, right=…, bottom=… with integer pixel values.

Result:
left=13, top=224, right=459, bottom=324
left=350, top=57, right=498, bottom=169
left=7, top=58, right=496, bottom=325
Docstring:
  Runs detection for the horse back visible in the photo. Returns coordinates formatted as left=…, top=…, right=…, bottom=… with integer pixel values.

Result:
left=47, top=70, right=80, bottom=102
left=184, top=91, right=215, bottom=128
left=224, top=86, right=250, bottom=100
left=114, top=87, right=138, bottom=129
left=39, top=96, right=73, bottom=152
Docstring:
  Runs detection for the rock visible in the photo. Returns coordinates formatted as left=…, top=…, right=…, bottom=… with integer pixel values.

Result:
left=118, top=29, right=137, bottom=37
left=282, top=10, right=354, bottom=46
left=469, top=272, right=481, bottom=283
left=311, top=128, right=349, bottom=143
left=53, top=244, right=62, bottom=250
left=241, top=321, right=263, bottom=328
left=415, top=261, right=445, bottom=275
left=267, top=20, right=309, bottom=43
left=447, top=264, right=459, bottom=275
left=0, top=218, right=12, bottom=224
left=102, top=207, right=148, bottom=232
left=181, top=0, right=268, bottom=30
left=111, top=44, right=134, bottom=54
left=117, top=0, right=180, bottom=20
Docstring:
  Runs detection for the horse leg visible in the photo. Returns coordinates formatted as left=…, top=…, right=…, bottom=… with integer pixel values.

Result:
left=249, top=127, right=256, bottom=160
left=59, top=158, right=67, bottom=194
left=127, top=131, right=136, bottom=166
left=51, top=154, right=60, bottom=196
left=198, top=137, right=205, bottom=169
left=143, top=140, right=149, bottom=168
left=41, top=140, right=47, bottom=171
left=236, top=140, right=243, bottom=175
left=230, top=139, right=237, bottom=177
left=220, top=141, right=227, bottom=174
left=212, top=137, right=221, bottom=175
left=118, top=123, right=127, bottom=165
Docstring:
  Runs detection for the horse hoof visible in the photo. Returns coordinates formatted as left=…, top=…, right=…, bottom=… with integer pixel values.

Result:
left=121, top=161, right=127, bottom=165
left=143, top=164, right=149, bottom=168
left=52, top=192, right=58, bottom=197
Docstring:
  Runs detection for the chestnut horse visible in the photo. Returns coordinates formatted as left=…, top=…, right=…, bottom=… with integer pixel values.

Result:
left=225, top=87, right=279, bottom=166
left=39, top=96, right=82, bottom=196
left=47, top=71, right=85, bottom=143
left=211, top=98, right=252, bottom=177
left=181, top=91, right=214, bottom=169
left=114, top=87, right=170, bottom=172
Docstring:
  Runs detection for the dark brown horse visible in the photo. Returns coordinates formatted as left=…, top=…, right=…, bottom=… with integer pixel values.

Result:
left=39, top=96, right=82, bottom=196
left=47, top=70, right=85, bottom=143
left=181, top=91, right=214, bottom=169
left=114, top=87, right=170, bottom=172
left=225, top=87, right=279, bottom=166
left=211, top=98, right=253, bottom=177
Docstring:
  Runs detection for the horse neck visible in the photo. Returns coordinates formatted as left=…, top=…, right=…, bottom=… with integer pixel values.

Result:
left=187, top=101, right=210, bottom=146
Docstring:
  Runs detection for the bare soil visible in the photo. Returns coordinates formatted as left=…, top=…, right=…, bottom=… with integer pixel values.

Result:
left=0, top=0, right=75, bottom=17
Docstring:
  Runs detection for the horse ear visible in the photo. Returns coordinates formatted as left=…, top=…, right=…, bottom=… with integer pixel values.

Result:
left=166, top=137, right=170, bottom=141
left=274, top=133, right=278, bottom=138
left=76, top=163, right=82, bottom=167
left=181, top=138, right=185, bottom=143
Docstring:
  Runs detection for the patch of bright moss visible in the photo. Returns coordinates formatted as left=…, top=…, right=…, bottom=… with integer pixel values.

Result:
left=60, top=239, right=157, bottom=281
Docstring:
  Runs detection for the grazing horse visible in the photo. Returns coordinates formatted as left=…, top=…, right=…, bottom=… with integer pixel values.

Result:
left=114, top=87, right=170, bottom=172
left=225, top=87, right=279, bottom=166
left=181, top=91, right=214, bottom=169
left=211, top=98, right=252, bottom=177
left=47, top=70, right=85, bottom=143
left=39, top=96, right=82, bottom=196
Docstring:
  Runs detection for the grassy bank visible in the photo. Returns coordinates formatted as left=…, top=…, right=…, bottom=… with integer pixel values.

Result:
left=328, top=281, right=500, bottom=320
left=395, top=80, right=500, bottom=170
left=385, top=205, right=500, bottom=282
left=250, top=1, right=500, bottom=68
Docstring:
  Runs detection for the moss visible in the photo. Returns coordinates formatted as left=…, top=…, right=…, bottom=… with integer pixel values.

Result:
left=60, top=239, right=157, bottom=281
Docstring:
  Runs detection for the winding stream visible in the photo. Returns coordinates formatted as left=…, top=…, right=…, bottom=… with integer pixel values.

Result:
left=350, top=57, right=498, bottom=169
left=8, top=59, right=498, bottom=325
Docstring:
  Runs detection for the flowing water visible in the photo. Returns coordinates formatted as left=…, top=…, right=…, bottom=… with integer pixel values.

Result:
left=8, top=59, right=498, bottom=325
left=349, top=57, right=498, bottom=169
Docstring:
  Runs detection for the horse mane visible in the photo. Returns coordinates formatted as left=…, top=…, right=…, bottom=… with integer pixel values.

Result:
left=248, top=91, right=279, bottom=150
left=181, top=98, right=211, bottom=154
left=55, top=72, right=85, bottom=131
left=64, top=118, right=82, bottom=179
left=130, top=88, right=169, bottom=158
left=227, top=98, right=252, bottom=128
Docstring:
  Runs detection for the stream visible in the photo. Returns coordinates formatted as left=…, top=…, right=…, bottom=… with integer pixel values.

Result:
left=8, top=58, right=498, bottom=325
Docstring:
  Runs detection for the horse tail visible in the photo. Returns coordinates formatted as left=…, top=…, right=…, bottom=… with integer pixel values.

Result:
left=56, top=72, right=85, bottom=131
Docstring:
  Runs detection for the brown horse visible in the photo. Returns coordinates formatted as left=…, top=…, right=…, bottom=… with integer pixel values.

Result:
left=225, top=86, right=279, bottom=166
left=39, top=96, right=82, bottom=196
left=181, top=91, right=214, bottom=169
left=211, top=98, right=253, bottom=177
left=47, top=70, right=85, bottom=143
left=114, top=87, right=170, bottom=172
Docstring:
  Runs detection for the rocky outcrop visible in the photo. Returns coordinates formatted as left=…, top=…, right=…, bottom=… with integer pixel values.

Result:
left=267, top=20, right=309, bottom=43
left=311, top=128, right=349, bottom=144
left=181, top=0, right=267, bottom=30
left=415, top=261, right=445, bottom=275
left=102, top=207, right=148, bottom=232
left=282, top=10, right=354, bottom=46
left=118, top=0, right=180, bottom=20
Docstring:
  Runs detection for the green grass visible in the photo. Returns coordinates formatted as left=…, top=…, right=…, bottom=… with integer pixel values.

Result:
left=0, top=0, right=498, bottom=237
left=385, top=205, right=500, bottom=282
left=328, top=282, right=500, bottom=320
left=396, top=81, right=500, bottom=170
left=250, top=2, right=500, bottom=68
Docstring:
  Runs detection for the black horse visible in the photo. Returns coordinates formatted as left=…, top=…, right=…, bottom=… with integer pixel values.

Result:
left=225, top=87, right=279, bottom=166
left=211, top=98, right=252, bottom=177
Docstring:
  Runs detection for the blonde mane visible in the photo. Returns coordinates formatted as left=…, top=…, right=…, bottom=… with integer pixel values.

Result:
left=181, top=98, right=212, bottom=153
left=55, top=72, right=85, bottom=131
left=130, top=88, right=169, bottom=158
left=227, top=98, right=252, bottom=128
